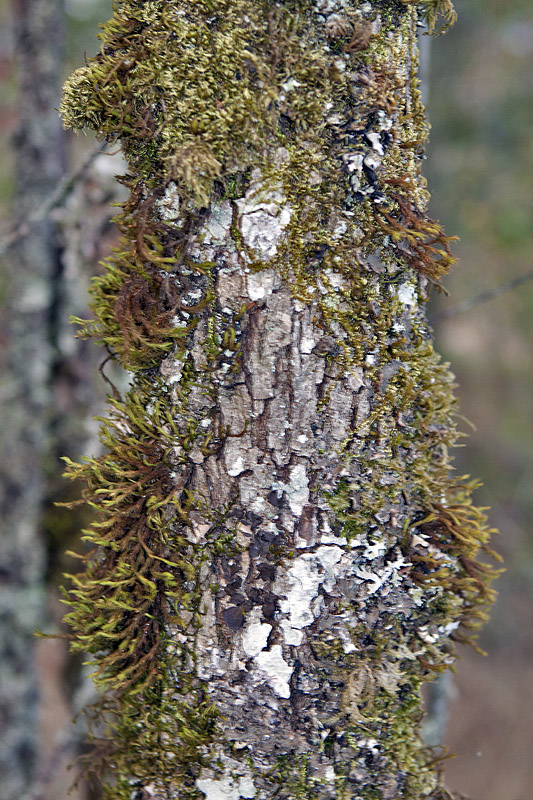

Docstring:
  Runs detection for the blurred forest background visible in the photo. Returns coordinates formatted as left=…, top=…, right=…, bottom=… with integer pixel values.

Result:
left=0, top=1, right=531, bottom=799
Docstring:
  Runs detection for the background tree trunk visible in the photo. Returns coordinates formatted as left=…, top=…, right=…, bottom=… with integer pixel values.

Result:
left=0, top=4, right=126, bottom=798
left=59, top=2, right=498, bottom=799
left=0, top=2, right=65, bottom=796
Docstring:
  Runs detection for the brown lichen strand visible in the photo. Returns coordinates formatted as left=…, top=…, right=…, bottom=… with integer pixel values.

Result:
left=60, top=2, right=499, bottom=799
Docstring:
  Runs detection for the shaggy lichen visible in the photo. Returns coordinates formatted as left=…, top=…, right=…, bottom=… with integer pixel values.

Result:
left=59, top=1, right=499, bottom=798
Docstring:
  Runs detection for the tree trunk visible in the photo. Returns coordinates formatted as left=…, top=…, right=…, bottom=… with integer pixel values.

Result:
left=59, top=1, right=498, bottom=799
left=0, top=2, right=65, bottom=797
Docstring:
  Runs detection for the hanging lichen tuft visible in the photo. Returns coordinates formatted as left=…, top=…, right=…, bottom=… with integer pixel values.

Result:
left=60, top=2, right=500, bottom=798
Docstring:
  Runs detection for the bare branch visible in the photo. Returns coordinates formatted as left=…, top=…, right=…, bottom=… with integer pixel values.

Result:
left=0, top=142, right=108, bottom=260
left=433, top=267, right=533, bottom=321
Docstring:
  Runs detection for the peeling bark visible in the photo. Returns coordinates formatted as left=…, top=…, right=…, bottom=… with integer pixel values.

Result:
left=59, top=2, right=497, bottom=799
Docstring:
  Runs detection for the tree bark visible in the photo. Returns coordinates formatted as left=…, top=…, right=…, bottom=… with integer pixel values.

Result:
left=59, top=2, right=498, bottom=799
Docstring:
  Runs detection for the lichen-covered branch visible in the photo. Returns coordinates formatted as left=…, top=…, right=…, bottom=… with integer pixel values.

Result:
left=60, top=2, right=500, bottom=799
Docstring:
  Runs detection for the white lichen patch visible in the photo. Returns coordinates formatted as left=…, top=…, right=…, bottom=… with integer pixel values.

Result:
left=202, top=200, right=234, bottom=245
left=332, top=218, right=348, bottom=239
left=417, top=626, right=438, bottom=645
left=226, top=455, right=245, bottom=477
left=365, top=131, right=385, bottom=155
left=362, top=539, right=387, bottom=559
left=286, top=464, right=309, bottom=516
left=319, top=523, right=348, bottom=546
left=249, top=496, right=265, bottom=513
left=196, top=773, right=256, bottom=800
left=271, top=464, right=309, bottom=517
left=236, top=175, right=292, bottom=260
left=156, top=181, right=181, bottom=220
left=246, top=269, right=277, bottom=301
left=255, top=645, right=293, bottom=698
left=281, top=77, right=302, bottom=92
left=357, top=737, right=379, bottom=753
left=242, top=608, right=271, bottom=658
left=438, top=620, right=461, bottom=636
left=159, top=351, right=185, bottom=384
left=276, top=545, right=344, bottom=645
left=354, top=549, right=408, bottom=596
left=300, top=330, right=316, bottom=354
left=397, top=282, right=417, bottom=306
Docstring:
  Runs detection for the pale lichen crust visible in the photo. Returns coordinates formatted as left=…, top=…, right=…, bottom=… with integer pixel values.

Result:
left=60, top=2, right=500, bottom=799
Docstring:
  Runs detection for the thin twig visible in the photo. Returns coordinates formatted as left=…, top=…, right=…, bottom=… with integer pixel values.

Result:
left=433, top=267, right=533, bottom=321
left=99, top=353, right=122, bottom=401
left=0, top=142, right=109, bottom=260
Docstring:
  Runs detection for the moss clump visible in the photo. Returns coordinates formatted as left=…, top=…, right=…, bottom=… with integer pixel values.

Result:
left=409, top=484, right=503, bottom=651
left=81, top=676, right=218, bottom=798
left=62, top=387, right=195, bottom=691
left=324, top=335, right=502, bottom=658
left=60, top=0, right=337, bottom=207
left=61, top=383, right=229, bottom=793
left=401, top=0, right=457, bottom=34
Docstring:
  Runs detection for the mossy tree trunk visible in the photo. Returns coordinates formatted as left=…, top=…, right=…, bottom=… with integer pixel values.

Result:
left=60, top=2, right=498, bottom=799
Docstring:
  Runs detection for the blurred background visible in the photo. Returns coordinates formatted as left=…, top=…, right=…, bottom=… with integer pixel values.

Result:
left=0, top=1, right=531, bottom=798
left=427, top=2, right=533, bottom=798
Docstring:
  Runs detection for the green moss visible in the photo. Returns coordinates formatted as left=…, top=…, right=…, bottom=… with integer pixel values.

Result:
left=81, top=681, right=218, bottom=799
left=401, top=0, right=457, bottom=34
left=61, top=0, right=334, bottom=206
left=61, top=0, right=456, bottom=369
left=60, top=380, right=234, bottom=791
left=268, top=754, right=313, bottom=799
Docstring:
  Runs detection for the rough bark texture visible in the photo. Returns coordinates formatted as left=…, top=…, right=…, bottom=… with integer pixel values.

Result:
left=0, top=2, right=65, bottom=797
left=59, top=2, right=498, bottom=799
